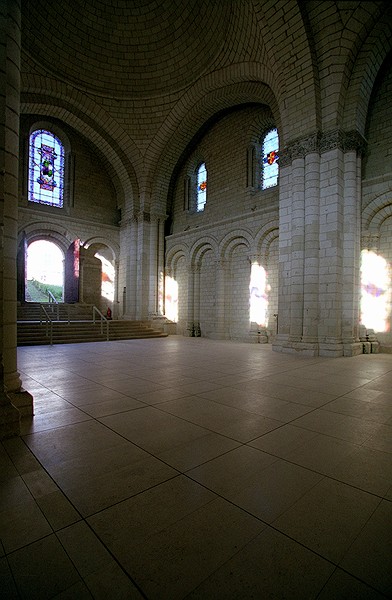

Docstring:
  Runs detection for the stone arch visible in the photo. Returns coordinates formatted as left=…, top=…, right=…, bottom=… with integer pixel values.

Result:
left=362, top=193, right=392, bottom=232
left=21, top=79, right=141, bottom=212
left=147, top=75, right=281, bottom=215
left=83, top=237, right=119, bottom=262
left=189, top=237, right=219, bottom=270
left=253, top=220, right=280, bottom=260
left=219, top=230, right=253, bottom=262
left=19, top=222, right=76, bottom=254
left=166, top=244, right=188, bottom=275
left=27, top=119, right=71, bottom=154
left=342, top=4, right=392, bottom=134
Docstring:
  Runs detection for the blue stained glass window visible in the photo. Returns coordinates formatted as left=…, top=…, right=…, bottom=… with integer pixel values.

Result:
left=197, top=162, right=207, bottom=212
left=262, top=129, right=279, bottom=189
left=29, top=129, right=65, bottom=208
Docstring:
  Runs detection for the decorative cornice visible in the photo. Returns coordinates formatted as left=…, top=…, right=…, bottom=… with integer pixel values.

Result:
left=280, top=130, right=367, bottom=166
left=341, top=130, right=367, bottom=155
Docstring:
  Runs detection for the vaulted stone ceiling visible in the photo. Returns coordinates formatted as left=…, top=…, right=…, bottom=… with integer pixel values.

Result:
left=21, top=0, right=231, bottom=98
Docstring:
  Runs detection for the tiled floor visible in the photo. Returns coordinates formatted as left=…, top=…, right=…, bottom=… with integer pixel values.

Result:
left=1, top=337, right=392, bottom=599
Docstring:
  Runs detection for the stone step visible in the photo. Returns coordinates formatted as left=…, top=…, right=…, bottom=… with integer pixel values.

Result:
left=17, top=320, right=167, bottom=346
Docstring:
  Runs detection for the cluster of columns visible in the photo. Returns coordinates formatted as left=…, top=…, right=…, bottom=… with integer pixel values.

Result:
left=119, top=211, right=166, bottom=320
left=274, top=130, right=365, bottom=357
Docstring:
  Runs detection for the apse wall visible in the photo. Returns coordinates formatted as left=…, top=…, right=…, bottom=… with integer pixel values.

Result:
left=167, top=105, right=279, bottom=342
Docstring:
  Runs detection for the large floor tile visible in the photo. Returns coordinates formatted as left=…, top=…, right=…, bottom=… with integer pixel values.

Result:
left=100, top=496, right=265, bottom=599
left=187, top=445, right=278, bottom=496
left=339, top=499, right=392, bottom=596
left=0, top=556, right=20, bottom=599
left=158, top=396, right=283, bottom=442
left=324, top=395, right=392, bottom=424
left=57, top=521, right=143, bottom=598
left=186, top=526, right=334, bottom=599
left=12, top=339, right=392, bottom=599
left=20, top=406, right=92, bottom=434
left=198, top=386, right=313, bottom=421
left=7, top=534, right=82, bottom=599
left=228, top=459, right=324, bottom=522
left=233, top=379, right=337, bottom=407
left=100, top=405, right=211, bottom=454
left=248, top=423, right=319, bottom=456
left=273, top=478, right=381, bottom=563
left=88, top=476, right=217, bottom=549
left=0, top=496, right=52, bottom=553
left=23, top=420, right=131, bottom=466
left=292, top=408, right=380, bottom=444
left=317, top=568, right=388, bottom=600
left=157, top=432, right=241, bottom=471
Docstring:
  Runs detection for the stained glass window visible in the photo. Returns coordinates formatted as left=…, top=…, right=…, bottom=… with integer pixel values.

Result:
left=197, top=162, right=207, bottom=211
left=29, top=129, right=65, bottom=208
left=262, top=128, right=279, bottom=189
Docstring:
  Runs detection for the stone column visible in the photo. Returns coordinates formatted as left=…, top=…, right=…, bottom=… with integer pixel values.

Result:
left=212, top=259, right=226, bottom=339
left=341, top=133, right=365, bottom=356
left=0, top=0, right=32, bottom=429
left=157, top=217, right=165, bottom=315
left=186, top=264, right=195, bottom=335
left=273, top=131, right=363, bottom=357
left=302, top=150, right=320, bottom=346
left=148, top=214, right=159, bottom=316
left=273, top=134, right=320, bottom=355
left=136, top=211, right=150, bottom=320
left=119, top=214, right=137, bottom=319
left=289, top=155, right=305, bottom=342
left=318, top=137, right=344, bottom=355
left=148, top=213, right=166, bottom=317
left=113, top=259, right=120, bottom=319
left=272, top=157, right=291, bottom=351
left=193, top=266, right=201, bottom=335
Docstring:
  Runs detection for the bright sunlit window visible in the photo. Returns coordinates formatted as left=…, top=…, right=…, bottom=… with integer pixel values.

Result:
left=249, top=262, right=269, bottom=326
left=26, top=240, right=64, bottom=302
left=29, top=129, right=65, bottom=207
left=262, top=128, right=279, bottom=189
left=197, top=162, right=207, bottom=212
left=27, top=240, right=63, bottom=285
left=360, top=249, right=391, bottom=332
left=95, top=253, right=115, bottom=302
left=165, top=275, right=178, bottom=322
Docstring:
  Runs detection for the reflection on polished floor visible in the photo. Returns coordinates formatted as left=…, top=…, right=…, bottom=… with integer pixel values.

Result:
left=1, top=337, right=391, bottom=599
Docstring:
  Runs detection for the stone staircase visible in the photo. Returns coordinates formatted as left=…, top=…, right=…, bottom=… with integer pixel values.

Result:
left=17, top=303, right=167, bottom=346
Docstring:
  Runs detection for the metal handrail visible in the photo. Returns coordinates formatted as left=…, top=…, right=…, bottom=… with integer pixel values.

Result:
left=47, top=291, right=60, bottom=320
left=92, top=306, right=109, bottom=340
left=39, top=304, right=53, bottom=345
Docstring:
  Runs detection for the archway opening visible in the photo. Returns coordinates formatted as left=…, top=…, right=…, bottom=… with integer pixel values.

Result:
left=83, top=242, right=116, bottom=314
left=26, top=240, right=64, bottom=302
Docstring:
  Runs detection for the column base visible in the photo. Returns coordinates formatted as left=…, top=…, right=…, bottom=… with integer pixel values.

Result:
left=343, top=342, right=363, bottom=357
left=272, top=336, right=319, bottom=356
left=8, top=388, right=34, bottom=418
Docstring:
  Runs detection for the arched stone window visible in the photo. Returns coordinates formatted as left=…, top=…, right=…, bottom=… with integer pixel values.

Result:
left=261, top=128, right=279, bottom=189
left=196, top=162, right=207, bottom=211
left=29, top=129, right=65, bottom=208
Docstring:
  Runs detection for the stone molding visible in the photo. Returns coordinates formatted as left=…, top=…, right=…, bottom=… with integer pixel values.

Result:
left=361, top=231, right=380, bottom=250
left=121, top=211, right=155, bottom=226
left=280, top=130, right=367, bottom=166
